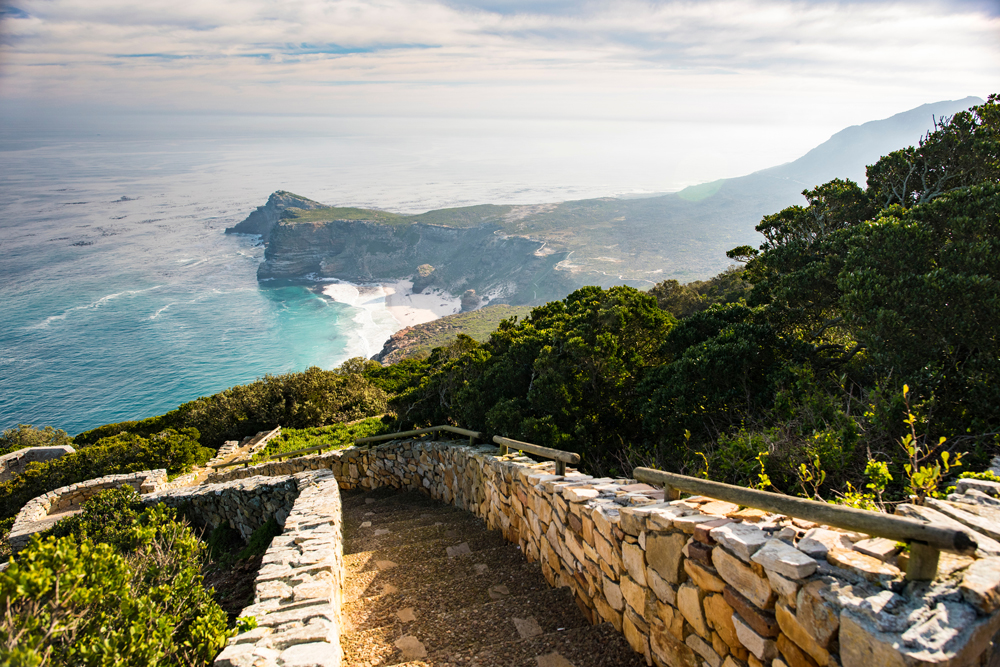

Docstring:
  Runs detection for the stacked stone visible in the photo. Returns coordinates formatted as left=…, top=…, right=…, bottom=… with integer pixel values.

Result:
left=8, top=469, right=167, bottom=552
left=205, top=440, right=242, bottom=469
left=468, top=455, right=1000, bottom=667
left=215, top=470, right=344, bottom=667
left=0, top=445, right=75, bottom=483
left=145, top=474, right=301, bottom=542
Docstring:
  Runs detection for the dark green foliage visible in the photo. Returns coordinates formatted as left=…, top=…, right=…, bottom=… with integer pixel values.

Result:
left=0, top=429, right=210, bottom=522
left=649, top=267, right=751, bottom=319
left=395, top=286, right=674, bottom=474
left=237, top=518, right=281, bottom=560
left=41, top=486, right=145, bottom=551
left=0, top=424, right=72, bottom=457
left=839, top=183, right=1000, bottom=434
left=75, top=364, right=388, bottom=450
left=1, top=501, right=229, bottom=666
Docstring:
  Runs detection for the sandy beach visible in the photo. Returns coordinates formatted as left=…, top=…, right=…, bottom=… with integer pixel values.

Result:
left=319, top=279, right=462, bottom=359
left=382, top=279, right=462, bottom=327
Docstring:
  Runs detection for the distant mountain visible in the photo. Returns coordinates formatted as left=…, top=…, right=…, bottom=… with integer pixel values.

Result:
left=246, top=97, right=985, bottom=302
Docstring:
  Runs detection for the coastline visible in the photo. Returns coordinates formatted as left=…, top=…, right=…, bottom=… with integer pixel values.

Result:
left=319, top=279, right=462, bottom=360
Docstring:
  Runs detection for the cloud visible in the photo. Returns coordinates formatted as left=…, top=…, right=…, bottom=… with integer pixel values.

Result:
left=0, top=0, right=997, bottom=124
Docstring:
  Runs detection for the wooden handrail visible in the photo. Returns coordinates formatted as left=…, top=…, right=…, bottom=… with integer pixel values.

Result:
left=633, top=467, right=977, bottom=581
left=354, top=425, right=483, bottom=445
left=493, top=436, right=580, bottom=475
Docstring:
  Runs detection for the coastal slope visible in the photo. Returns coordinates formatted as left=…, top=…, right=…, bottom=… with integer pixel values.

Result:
left=242, top=97, right=982, bottom=304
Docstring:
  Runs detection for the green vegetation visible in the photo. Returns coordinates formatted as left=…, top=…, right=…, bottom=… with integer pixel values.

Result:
left=0, top=424, right=72, bottom=457
left=378, top=304, right=534, bottom=363
left=249, top=417, right=390, bottom=463
left=648, top=267, right=750, bottom=319
left=386, top=95, right=1000, bottom=502
left=282, top=205, right=407, bottom=225
left=75, top=363, right=389, bottom=450
left=0, top=429, right=211, bottom=524
left=1, top=489, right=229, bottom=666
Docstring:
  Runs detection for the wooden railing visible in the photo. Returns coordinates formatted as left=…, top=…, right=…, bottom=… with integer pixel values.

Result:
left=355, top=425, right=483, bottom=446
left=493, top=436, right=580, bottom=475
left=633, top=467, right=977, bottom=581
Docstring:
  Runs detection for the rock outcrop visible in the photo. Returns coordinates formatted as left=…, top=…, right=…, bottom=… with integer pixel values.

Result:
left=225, top=191, right=325, bottom=237
left=258, top=217, right=578, bottom=305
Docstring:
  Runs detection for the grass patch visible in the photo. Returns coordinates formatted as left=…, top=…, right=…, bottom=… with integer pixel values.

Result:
left=381, top=304, right=534, bottom=363
left=250, top=417, right=390, bottom=463
left=282, top=206, right=407, bottom=225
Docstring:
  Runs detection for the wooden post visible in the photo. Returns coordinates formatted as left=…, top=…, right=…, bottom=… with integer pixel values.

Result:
left=469, top=435, right=475, bottom=446
left=906, top=541, right=940, bottom=581
left=556, top=460, right=566, bottom=476
left=664, top=485, right=681, bottom=501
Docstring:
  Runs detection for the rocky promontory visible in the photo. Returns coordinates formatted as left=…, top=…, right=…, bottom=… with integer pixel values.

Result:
left=246, top=194, right=586, bottom=305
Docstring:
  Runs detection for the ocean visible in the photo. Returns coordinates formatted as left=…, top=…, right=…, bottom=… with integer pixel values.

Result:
left=0, top=113, right=826, bottom=435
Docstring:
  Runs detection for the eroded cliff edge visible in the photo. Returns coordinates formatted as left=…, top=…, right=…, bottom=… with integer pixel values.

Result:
left=257, top=213, right=581, bottom=305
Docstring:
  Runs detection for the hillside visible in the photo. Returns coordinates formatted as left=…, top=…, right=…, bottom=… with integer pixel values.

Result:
left=241, top=97, right=982, bottom=303
left=373, top=304, right=534, bottom=364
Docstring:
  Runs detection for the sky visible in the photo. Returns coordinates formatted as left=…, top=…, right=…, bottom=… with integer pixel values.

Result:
left=1, top=0, right=998, bottom=140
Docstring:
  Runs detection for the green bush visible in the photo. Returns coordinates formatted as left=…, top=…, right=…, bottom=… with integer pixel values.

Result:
left=250, top=417, right=390, bottom=463
left=0, top=429, right=210, bottom=522
left=75, top=363, right=389, bottom=450
left=0, top=503, right=229, bottom=666
left=0, top=425, right=72, bottom=457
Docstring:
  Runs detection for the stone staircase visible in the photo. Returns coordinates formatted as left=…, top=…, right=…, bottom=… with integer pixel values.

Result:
left=339, top=488, right=646, bottom=667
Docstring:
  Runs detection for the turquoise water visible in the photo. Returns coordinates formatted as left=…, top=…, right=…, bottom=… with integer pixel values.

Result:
left=0, top=114, right=816, bottom=435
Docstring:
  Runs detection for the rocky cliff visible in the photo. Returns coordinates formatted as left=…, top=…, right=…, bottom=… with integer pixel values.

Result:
left=225, top=191, right=325, bottom=236
left=258, top=213, right=582, bottom=305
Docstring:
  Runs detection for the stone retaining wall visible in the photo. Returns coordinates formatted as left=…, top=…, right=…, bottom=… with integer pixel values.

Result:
left=8, top=469, right=167, bottom=552
left=0, top=445, right=75, bottom=483
left=144, top=474, right=301, bottom=542
left=215, top=470, right=344, bottom=667
left=213, top=438, right=1000, bottom=666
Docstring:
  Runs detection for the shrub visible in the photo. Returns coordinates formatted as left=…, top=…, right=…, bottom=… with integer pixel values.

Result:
left=0, top=425, right=72, bottom=457
left=0, top=504, right=229, bottom=666
left=0, top=429, right=210, bottom=522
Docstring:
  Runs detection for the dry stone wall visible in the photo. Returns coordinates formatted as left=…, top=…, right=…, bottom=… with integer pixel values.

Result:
left=8, top=469, right=167, bottom=552
left=215, top=470, right=344, bottom=667
left=204, top=438, right=1000, bottom=666
left=0, top=445, right=75, bottom=483
left=144, top=474, right=301, bottom=542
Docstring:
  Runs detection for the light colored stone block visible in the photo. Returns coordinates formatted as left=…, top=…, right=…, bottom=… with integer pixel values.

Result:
left=751, top=539, right=818, bottom=580
left=960, top=557, right=1000, bottom=614
left=621, top=573, right=648, bottom=616
left=647, top=531, right=687, bottom=584
left=732, top=613, right=778, bottom=661
left=796, top=528, right=853, bottom=559
left=713, top=547, right=775, bottom=610
left=623, top=541, right=648, bottom=586
left=775, top=603, right=829, bottom=666
left=647, top=565, right=677, bottom=605
left=678, top=582, right=709, bottom=638
left=711, top=522, right=769, bottom=562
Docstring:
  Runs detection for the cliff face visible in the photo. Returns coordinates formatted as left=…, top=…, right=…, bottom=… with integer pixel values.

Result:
left=258, top=218, right=580, bottom=305
left=225, top=191, right=325, bottom=236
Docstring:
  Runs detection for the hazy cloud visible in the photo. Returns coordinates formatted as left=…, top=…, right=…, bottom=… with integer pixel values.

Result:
left=1, top=0, right=997, bottom=124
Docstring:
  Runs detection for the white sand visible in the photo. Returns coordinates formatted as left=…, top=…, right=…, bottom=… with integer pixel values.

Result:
left=320, top=279, right=462, bottom=359
left=383, top=279, right=462, bottom=327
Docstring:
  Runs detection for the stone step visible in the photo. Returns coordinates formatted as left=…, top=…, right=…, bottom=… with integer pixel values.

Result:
left=344, top=544, right=529, bottom=603
left=344, top=560, right=551, bottom=634
left=345, top=530, right=508, bottom=575
left=447, top=621, right=647, bottom=667
left=341, top=586, right=589, bottom=667
left=344, top=512, right=488, bottom=554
